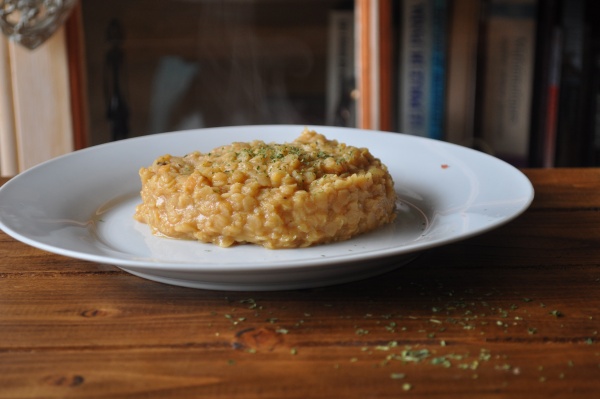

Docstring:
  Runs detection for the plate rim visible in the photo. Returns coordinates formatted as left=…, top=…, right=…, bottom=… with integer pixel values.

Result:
left=0, top=124, right=535, bottom=274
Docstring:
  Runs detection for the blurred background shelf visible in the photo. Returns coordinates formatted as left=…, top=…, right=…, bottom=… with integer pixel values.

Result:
left=2, top=0, right=600, bottom=176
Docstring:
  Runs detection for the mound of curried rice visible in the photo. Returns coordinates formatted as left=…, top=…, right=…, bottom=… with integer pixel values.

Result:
left=134, top=128, right=396, bottom=249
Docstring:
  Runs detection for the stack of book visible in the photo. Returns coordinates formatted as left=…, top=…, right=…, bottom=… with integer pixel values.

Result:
left=345, top=0, right=600, bottom=167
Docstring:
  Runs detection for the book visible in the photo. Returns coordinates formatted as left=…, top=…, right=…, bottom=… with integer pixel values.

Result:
left=541, top=29, right=563, bottom=168
left=355, top=0, right=394, bottom=131
left=554, top=0, right=588, bottom=167
left=444, top=0, right=482, bottom=147
left=398, top=0, right=448, bottom=139
left=355, top=0, right=379, bottom=130
left=528, top=0, right=560, bottom=168
left=377, top=0, right=394, bottom=132
left=477, top=0, right=538, bottom=166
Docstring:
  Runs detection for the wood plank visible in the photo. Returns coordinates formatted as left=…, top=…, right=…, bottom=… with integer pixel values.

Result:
left=1, top=258, right=599, bottom=342
left=65, top=2, right=89, bottom=150
left=1, top=343, right=599, bottom=399
left=9, top=28, right=74, bottom=172
left=2, top=203, right=600, bottom=352
left=356, top=0, right=373, bottom=129
left=2, top=231, right=599, bottom=347
left=2, top=172, right=600, bottom=397
left=523, top=168, right=600, bottom=209
left=0, top=37, right=19, bottom=177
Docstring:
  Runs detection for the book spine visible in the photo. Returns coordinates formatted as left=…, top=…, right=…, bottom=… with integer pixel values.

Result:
left=444, top=0, right=481, bottom=147
left=479, top=0, right=538, bottom=166
left=400, top=0, right=430, bottom=137
left=528, top=0, right=559, bottom=167
left=399, top=0, right=447, bottom=139
left=428, top=0, right=447, bottom=140
left=356, top=0, right=374, bottom=129
left=542, top=28, right=562, bottom=168
left=378, top=0, right=394, bottom=131
left=554, top=0, right=587, bottom=166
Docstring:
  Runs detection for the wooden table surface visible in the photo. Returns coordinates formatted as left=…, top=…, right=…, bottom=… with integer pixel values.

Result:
left=1, top=169, right=600, bottom=398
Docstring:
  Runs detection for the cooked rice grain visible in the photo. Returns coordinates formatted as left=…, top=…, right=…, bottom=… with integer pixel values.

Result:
left=134, top=128, right=396, bottom=249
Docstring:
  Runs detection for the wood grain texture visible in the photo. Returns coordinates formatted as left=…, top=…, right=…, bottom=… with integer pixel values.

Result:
left=0, top=37, right=18, bottom=177
left=65, top=2, right=89, bottom=151
left=356, top=0, right=373, bottom=130
left=1, top=170, right=600, bottom=398
left=8, top=28, right=74, bottom=172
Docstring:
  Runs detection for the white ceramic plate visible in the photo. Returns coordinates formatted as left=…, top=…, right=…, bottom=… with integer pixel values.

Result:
left=0, top=125, right=534, bottom=291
